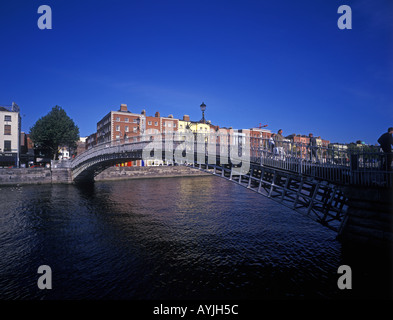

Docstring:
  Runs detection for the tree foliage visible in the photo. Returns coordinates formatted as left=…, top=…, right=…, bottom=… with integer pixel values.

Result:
left=30, top=106, right=80, bottom=160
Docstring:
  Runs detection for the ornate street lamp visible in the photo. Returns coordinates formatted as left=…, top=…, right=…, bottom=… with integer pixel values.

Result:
left=200, top=102, right=206, bottom=123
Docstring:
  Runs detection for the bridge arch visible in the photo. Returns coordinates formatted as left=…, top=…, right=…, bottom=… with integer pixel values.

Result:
left=71, top=140, right=150, bottom=183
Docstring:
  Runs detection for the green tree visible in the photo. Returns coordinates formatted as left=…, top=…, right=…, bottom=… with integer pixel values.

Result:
left=30, top=106, right=80, bottom=160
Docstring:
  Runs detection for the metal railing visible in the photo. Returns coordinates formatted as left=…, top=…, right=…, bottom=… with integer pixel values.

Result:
left=248, top=138, right=391, bottom=187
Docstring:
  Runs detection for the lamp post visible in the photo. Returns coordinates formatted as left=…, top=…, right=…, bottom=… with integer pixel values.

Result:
left=200, top=102, right=206, bottom=123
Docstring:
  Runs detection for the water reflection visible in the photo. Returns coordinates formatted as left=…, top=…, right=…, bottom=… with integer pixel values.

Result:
left=0, top=176, right=391, bottom=299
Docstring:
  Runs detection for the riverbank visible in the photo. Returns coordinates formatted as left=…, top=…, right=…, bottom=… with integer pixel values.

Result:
left=0, top=167, right=52, bottom=185
left=94, top=165, right=209, bottom=181
left=0, top=165, right=209, bottom=186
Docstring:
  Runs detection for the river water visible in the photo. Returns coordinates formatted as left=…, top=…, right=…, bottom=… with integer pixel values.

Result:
left=0, top=176, right=391, bottom=300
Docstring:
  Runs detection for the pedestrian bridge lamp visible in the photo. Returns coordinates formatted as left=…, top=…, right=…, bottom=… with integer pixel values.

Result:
left=200, top=102, right=206, bottom=123
left=200, top=102, right=208, bottom=146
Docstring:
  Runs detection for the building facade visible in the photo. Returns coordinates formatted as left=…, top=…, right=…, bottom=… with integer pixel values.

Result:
left=86, top=133, right=97, bottom=150
left=96, top=104, right=144, bottom=144
left=0, top=103, right=21, bottom=167
left=20, top=132, right=35, bottom=166
left=286, top=133, right=331, bottom=160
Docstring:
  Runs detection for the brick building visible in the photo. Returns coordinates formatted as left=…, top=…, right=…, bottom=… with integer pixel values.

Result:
left=286, top=134, right=330, bottom=159
left=20, top=132, right=35, bottom=166
left=96, top=104, right=144, bottom=144
left=87, top=104, right=184, bottom=166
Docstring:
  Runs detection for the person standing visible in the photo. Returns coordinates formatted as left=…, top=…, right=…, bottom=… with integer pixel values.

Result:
left=309, top=133, right=318, bottom=162
left=269, top=133, right=275, bottom=154
left=377, top=127, right=393, bottom=171
left=275, top=129, right=284, bottom=145
left=274, top=129, right=285, bottom=159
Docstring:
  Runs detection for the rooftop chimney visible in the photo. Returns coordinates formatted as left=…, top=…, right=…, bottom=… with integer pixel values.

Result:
left=120, top=104, right=128, bottom=112
left=183, top=115, right=190, bottom=121
left=155, top=111, right=160, bottom=118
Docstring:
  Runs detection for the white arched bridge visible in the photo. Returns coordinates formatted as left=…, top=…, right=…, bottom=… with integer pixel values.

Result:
left=53, top=133, right=392, bottom=242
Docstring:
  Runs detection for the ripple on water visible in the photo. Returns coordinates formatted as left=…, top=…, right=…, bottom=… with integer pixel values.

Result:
left=1, top=177, right=385, bottom=300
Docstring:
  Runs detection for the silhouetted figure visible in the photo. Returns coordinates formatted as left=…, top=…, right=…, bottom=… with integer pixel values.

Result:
left=309, top=133, right=318, bottom=162
left=377, top=127, right=393, bottom=171
left=274, top=129, right=285, bottom=160
left=269, top=133, right=275, bottom=153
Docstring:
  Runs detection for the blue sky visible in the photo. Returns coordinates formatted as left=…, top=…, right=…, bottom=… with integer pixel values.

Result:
left=1, top=0, right=392, bottom=144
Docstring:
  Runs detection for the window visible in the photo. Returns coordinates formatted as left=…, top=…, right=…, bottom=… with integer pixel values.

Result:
left=125, top=118, right=129, bottom=122
left=148, top=121, right=152, bottom=125
left=133, top=127, right=137, bottom=133
left=180, top=125, right=183, bottom=129
left=125, top=126, right=129, bottom=132
left=154, top=121, right=158, bottom=126
left=4, top=125, right=11, bottom=135
left=133, top=118, right=137, bottom=123
left=4, top=115, right=11, bottom=122
left=173, top=123, right=176, bottom=128
left=4, top=140, right=11, bottom=151
left=163, top=122, right=166, bottom=127
left=116, top=117, right=120, bottom=121
left=116, top=125, right=120, bottom=131
left=167, top=122, right=172, bottom=128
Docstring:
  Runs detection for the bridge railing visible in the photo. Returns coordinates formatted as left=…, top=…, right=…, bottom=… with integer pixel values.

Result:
left=71, top=137, right=151, bottom=168
left=249, top=138, right=391, bottom=186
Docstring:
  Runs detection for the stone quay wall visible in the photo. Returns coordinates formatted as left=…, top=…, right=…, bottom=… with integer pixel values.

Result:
left=0, top=165, right=208, bottom=186
left=0, top=168, right=52, bottom=185
left=94, top=165, right=209, bottom=181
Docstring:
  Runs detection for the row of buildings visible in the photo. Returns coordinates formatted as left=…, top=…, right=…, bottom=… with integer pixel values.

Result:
left=0, top=101, right=342, bottom=168
left=82, top=103, right=334, bottom=166
left=85, top=103, right=275, bottom=148
left=84, top=103, right=265, bottom=166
